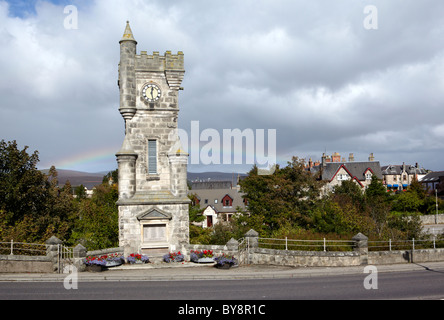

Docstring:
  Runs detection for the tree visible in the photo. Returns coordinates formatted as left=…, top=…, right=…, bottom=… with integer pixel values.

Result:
left=365, top=175, right=389, bottom=200
left=238, top=157, right=324, bottom=236
left=364, top=175, right=391, bottom=237
left=102, top=169, right=118, bottom=185
left=333, top=179, right=365, bottom=210
left=68, top=183, right=119, bottom=249
left=0, top=140, right=49, bottom=227
left=188, top=194, right=205, bottom=224
left=391, top=177, right=435, bottom=215
left=0, top=141, right=77, bottom=242
left=74, top=184, right=87, bottom=199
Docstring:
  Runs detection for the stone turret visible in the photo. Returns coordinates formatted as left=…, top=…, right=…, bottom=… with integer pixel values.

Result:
left=118, top=21, right=137, bottom=122
left=116, top=134, right=137, bottom=200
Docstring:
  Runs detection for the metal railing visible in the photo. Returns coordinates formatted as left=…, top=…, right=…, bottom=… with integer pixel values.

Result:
left=0, top=240, right=47, bottom=256
left=368, top=238, right=444, bottom=251
left=258, top=237, right=355, bottom=252
left=57, top=244, right=74, bottom=273
left=257, top=237, right=444, bottom=252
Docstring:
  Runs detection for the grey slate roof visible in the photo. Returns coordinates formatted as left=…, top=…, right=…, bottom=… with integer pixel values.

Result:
left=381, top=164, right=427, bottom=176
left=188, top=188, right=246, bottom=213
left=310, top=161, right=383, bottom=181
left=421, top=171, right=444, bottom=183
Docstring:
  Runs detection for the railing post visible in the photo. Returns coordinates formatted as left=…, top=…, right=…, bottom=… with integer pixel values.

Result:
left=352, top=233, right=368, bottom=265
left=45, top=236, right=63, bottom=273
left=285, top=237, right=288, bottom=251
left=323, top=238, right=326, bottom=252
left=73, top=244, right=87, bottom=271
left=389, top=239, right=391, bottom=251
left=10, top=240, right=13, bottom=255
left=244, top=229, right=259, bottom=265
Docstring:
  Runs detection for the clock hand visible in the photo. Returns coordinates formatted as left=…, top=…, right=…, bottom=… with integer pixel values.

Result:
left=150, top=87, right=154, bottom=99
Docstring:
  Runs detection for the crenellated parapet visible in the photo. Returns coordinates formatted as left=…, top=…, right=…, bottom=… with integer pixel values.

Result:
left=136, top=51, right=184, bottom=72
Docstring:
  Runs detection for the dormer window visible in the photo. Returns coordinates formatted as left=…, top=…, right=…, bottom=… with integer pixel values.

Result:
left=222, top=194, right=233, bottom=207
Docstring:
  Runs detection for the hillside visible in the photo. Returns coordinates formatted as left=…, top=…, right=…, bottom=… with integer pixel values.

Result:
left=41, top=169, right=246, bottom=189
left=41, top=169, right=106, bottom=189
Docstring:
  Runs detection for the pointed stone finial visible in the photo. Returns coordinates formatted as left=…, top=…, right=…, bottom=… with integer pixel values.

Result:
left=116, top=134, right=137, bottom=157
left=120, top=21, right=137, bottom=43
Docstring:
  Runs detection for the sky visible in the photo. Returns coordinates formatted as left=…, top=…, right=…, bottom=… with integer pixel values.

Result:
left=1, top=0, right=444, bottom=174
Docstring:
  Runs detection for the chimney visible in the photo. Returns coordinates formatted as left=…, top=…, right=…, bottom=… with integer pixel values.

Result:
left=348, top=153, right=355, bottom=162
left=331, top=152, right=341, bottom=163
left=368, top=153, right=375, bottom=161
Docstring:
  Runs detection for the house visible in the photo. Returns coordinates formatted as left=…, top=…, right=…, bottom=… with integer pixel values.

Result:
left=381, top=163, right=427, bottom=191
left=308, top=152, right=383, bottom=194
left=420, top=171, right=444, bottom=195
left=189, top=181, right=247, bottom=228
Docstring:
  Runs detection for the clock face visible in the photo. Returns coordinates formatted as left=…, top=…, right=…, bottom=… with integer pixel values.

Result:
left=142, top=83, right=161, bottom=102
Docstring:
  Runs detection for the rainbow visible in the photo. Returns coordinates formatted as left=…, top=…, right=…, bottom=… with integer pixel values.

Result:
left=49, top=146, right=119, bottom=172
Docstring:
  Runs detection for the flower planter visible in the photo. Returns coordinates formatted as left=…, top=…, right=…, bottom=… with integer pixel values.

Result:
left=105, top=260, right=124, bottom=268
left=86, top=264, right=104, bottom=272
left=190, top=250, right=214, bottom=263
left=127, top=253, right=150, bottom=264
left=163, top=251, right=184, bottom=263
left=213, top=254, right=238, bottom=269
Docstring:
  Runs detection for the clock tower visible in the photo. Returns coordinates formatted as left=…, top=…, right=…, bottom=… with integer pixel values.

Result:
left=116, top=22, right=190, bottom=257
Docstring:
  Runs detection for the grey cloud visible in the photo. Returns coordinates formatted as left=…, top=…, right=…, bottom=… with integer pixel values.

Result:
left=0, top=0, right=443, bottom=173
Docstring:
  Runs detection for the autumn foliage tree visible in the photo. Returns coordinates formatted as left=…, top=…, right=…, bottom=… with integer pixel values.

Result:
left=0, top=140, right=119, bottom=249
left=236, top=157, right=424, bottom=242
left=237, top=157, right=324, bottom=236
left=0, top=140, right=74, bottom=243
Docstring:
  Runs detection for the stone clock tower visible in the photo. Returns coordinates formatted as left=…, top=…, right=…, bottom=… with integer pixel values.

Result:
left=116, top=22, right=190, bottom=257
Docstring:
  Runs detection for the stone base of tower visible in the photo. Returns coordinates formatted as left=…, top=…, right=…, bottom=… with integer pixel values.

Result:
left=118, top=201, right=189, bottom=258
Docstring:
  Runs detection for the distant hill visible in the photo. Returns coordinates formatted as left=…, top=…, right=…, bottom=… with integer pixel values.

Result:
left=41, top=169, right=247, bottom=189
left=187, top=171, right=247, bottom=184
left=41, top=169, right=106, bottom=189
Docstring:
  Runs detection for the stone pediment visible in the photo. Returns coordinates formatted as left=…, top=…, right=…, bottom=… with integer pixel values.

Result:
left=137, top=208, right=172, bottom=221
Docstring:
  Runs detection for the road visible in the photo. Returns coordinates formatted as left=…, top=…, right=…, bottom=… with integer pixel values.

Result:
left=1, top=266, right=444, bottom=301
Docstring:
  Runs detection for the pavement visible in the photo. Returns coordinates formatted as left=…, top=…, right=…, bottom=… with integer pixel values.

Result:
left=1, top=261, right=444, bottom=282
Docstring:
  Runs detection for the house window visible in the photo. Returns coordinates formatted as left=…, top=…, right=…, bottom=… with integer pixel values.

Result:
left=222, top=195, right=233, bottom=207
left=204, top=199, right=208, bottom=204
left=214, top=199, right=218, bottom=204
left=148, top=140, right=157, bottom=174
left=366, top=173, right=372, bottom=180
left=143, top=224, right=166, bottom=243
